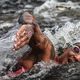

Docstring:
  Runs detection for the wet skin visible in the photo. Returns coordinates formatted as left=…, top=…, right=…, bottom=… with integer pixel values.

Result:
left=55, top=44, right=80, bottom=64
left=13, top=12, right=54, bottom=70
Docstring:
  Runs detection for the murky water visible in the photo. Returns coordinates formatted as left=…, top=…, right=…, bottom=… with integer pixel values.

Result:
left=0, top=0, right=80, bottom=80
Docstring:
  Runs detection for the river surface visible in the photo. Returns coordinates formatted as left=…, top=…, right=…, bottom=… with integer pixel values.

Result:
left=0, top=0, right=80, bottom=80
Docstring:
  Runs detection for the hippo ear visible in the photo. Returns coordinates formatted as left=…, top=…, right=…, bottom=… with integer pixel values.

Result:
left=18, top=15, right=24, bottom=24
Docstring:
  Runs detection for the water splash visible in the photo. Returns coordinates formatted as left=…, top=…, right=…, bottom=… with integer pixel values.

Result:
left=43, top=21, right=80, bottom=50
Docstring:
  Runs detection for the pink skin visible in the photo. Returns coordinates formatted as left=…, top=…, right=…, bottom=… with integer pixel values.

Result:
left=13, top=22, right=42, bottom=51
left=54, top=47, right=80, bottom=64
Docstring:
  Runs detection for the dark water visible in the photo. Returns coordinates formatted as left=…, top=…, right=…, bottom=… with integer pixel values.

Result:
left=42, top=62, right=80, bottom=80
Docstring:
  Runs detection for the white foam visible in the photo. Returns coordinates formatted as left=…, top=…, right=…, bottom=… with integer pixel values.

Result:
left=43, top=21, right=80, bottom=48
left=0, top=22, right=14, bottom=29
left=34, top=0, right=80, bottom=21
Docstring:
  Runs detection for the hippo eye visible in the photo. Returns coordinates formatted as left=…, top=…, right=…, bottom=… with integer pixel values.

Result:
left=73, top=46, right=80, bottom=54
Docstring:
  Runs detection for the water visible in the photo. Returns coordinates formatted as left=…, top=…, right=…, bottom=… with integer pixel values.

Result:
left=0, top=0, right=80, bottom=80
